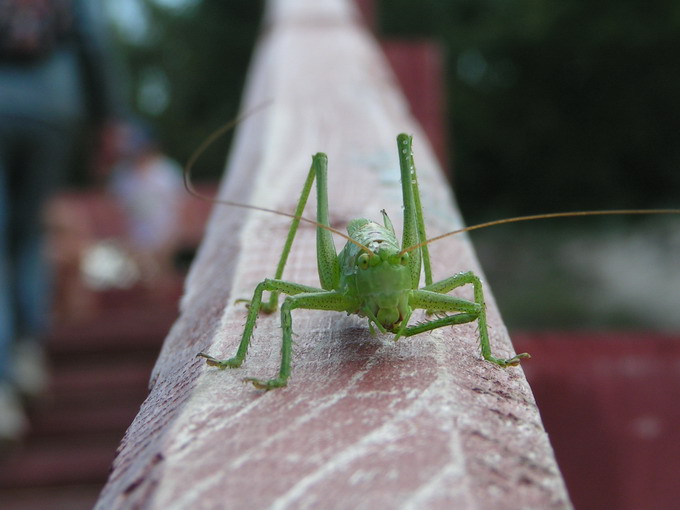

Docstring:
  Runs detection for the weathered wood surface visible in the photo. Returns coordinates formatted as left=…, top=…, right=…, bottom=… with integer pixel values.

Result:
left=95, top=0, right=572, bottom=508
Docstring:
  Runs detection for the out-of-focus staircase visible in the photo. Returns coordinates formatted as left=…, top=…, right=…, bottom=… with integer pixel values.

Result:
left=0, top=283, right=183, bottom=510
left=0, top=188, right=212, bottom=509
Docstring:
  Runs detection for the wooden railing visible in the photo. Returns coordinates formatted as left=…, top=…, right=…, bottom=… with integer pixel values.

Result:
left=95, top=1, right=572, bottom=508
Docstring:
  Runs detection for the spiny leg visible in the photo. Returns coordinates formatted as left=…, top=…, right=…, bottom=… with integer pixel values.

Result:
left=242, top=290, right=356, bottom=390
left=396, top=134, right=433, bottom=287
left=259, top=162, right=318, bottom=313
left=197, top=278, right=322, bottom=370
left=411, top=272, right=530, bottom=366
left=257, top=152, right=340, bottom=313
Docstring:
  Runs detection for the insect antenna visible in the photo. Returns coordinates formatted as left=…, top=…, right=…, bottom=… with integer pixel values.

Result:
left=399, top=209, right=680, bottom=256
left=184, top=102, right=372, bottom=254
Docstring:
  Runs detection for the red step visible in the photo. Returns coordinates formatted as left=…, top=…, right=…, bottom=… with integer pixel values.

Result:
left=513, top=332, right=680, bottom=510
left=0, top=285, right=178, bottom=507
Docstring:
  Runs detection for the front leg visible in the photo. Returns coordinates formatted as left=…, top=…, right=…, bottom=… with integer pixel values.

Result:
left=197, top=279, right=322, bottom=372
left=242, top=290, right=357, bottom=390
left=410, top=272, right=530, bottom=367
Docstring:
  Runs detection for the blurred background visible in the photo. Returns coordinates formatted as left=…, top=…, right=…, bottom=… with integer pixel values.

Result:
left=73, top=0, right=680, bottom=330
left=0, top=0, right=678, bottom=509
left=104, top=0, right=680, bottom=330
left=379, top=0, right=680, bottom=330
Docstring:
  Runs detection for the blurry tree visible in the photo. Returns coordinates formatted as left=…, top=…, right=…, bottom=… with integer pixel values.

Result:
left=107, top=0, right=680, bottom=216
left=378, top=0, right=680, bottom=222
left=379, top=0, right=680, bottom=329
left=107, top=0, right=264, bottom=180
left=102, top=0, right=679, bottom=328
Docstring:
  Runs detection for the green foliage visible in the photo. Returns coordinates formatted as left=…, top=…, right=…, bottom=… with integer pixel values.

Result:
left=111, top=0, right=680, bottom=215
left=112, top=0, right=264, bottom=179
left=379, top=0, right=680, bottom=221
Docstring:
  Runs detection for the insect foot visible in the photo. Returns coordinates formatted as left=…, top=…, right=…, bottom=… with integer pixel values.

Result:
left=486, top=352, right=531, bottom=367
left=235, top=297, right=272, bottom=314
left=242, top=377, right=287, bottom=390
left=196, top=352, right=243, bottom=369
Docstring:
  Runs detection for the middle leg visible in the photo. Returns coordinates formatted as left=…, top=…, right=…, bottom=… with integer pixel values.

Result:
left=409, top=272, right=530, bottom=366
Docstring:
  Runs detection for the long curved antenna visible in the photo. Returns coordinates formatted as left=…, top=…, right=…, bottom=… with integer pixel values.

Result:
left=184, top=102, right=372, bottom=254
left=399, top=209, right=680, bottom=256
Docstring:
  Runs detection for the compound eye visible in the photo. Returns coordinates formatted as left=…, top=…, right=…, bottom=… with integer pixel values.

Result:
left=400, top=252, right=410, bottom=266
left=358, top=253, right=370, bottom=270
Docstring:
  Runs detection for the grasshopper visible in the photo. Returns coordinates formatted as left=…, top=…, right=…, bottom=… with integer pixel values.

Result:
left=196, top=133, right=530, bottom=389
left=194, top=133, right=679, bottom=390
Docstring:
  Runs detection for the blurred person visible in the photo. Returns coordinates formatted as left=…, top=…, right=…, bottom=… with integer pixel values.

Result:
left=0, top=0, right=123, bottom=444
left=109, top=124, right=185, bottom=287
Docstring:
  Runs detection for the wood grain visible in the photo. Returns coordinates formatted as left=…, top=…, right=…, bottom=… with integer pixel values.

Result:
left=95, top=1, right=572, bottom=508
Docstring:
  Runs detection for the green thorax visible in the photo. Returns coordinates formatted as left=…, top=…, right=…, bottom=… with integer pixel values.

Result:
left=338, top=218, right=413, bottom=333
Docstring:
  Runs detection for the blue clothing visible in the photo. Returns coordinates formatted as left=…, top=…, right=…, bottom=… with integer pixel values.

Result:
left=0, top=0, right=122, bottom=383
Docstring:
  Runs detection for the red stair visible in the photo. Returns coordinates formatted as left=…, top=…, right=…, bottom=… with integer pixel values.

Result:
left=0, top=282, right=183, bottom=510
left=0, top=188, right=210, bottom=510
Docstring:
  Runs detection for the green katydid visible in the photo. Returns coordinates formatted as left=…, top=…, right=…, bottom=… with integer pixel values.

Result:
left=190, top=132, right=680, bottom=390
